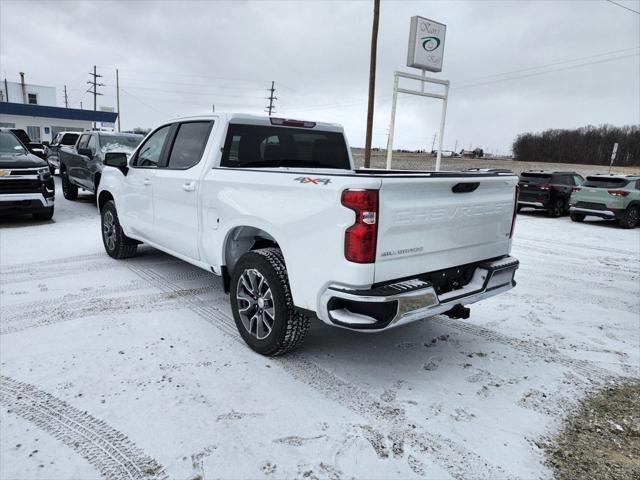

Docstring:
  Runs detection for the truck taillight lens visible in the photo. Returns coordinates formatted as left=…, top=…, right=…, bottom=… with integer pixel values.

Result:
left=342, top=189, right=379, bottom=263
left=608, top=190, right=629, bottom=197
left=572, top=187, right=581, bottom=193
left=510, top=185, right=519, bottom=239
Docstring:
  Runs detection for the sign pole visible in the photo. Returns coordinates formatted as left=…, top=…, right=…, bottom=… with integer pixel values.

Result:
left=435, top=82, right=449, bottom=171
left=608, top=142, right=619, bottom=173
left=385, top=73, right=399, bottom=169
left=364, top=0, right=380, bottom=169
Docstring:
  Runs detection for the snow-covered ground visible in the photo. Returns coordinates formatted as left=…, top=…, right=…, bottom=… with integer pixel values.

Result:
left=1, top=178, right=638, bottom=480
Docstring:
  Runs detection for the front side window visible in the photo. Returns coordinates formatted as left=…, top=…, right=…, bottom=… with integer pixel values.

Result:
left=0, top=131, right=27, bottom=154
left=166, top=122, right=212, bottom=169
left=77, top=134, right=91, bottom=150
left=133, top=126, right=171, bottom=168
left=87, top=135, right=98, bottom=153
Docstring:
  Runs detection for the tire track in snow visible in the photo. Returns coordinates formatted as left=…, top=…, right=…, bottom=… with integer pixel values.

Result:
left=0, top=268, right=211, bottom=318
left=126, top=262, right=514, bottom=480
left=0, top=376, right=167, bottom=480
left=0, top=287, right=211, bottom=335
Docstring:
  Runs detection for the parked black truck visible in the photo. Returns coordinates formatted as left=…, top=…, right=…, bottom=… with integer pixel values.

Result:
left=59, top=130, right=143, bottom=199
left=46, top=131, right=81, bottom=175
left=517, top=170, right=585, bottom=217
left=0, top=128, right=55, bottom=220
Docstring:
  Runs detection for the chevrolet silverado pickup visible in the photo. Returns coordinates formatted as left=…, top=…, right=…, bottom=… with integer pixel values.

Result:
left=0, top=128, right=55, bottom=220
left=97, top=114, right=520, bottom=355
left=59, top=130, right=143, bottom=199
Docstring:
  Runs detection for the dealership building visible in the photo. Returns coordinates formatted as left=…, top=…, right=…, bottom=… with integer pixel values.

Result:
left=0, top=76, right=118, bottom=143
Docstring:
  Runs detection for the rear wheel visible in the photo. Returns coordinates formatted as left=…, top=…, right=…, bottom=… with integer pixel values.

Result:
left=619, top=206, right=639, bottom=229
left=547, top=198, right=564, bottom=217
left=570, top=212, right=585, bottom=222
left=61, top=168, right=78, bottom=200
left=230, top=248, right=309, bottom=356
left=101, top=200, right=138, bottom=259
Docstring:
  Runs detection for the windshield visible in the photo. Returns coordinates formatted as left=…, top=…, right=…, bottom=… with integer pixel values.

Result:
left=519, top=173, right=551, bottom=184
left=99, top=134, right=143, bottom=152
left=0, top=131, right=27, bottom=154
left=221, top=124, right=351, bottom=169
left=582, top=177, right=630, bottom=188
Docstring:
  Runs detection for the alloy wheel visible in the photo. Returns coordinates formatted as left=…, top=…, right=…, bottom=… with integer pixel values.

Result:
left=236, top=268, right=275, bottom=340
left=102, top=211, right=116, bottom=251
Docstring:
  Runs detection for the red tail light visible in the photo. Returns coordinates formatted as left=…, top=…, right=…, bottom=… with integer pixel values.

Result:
left=510, top=185, right=519, bottom=238
left=342, top=189, right=379, bottom=263
left=608, top=190, right=629, bottom=197
left=572, top=187, right=581, bottom=193
left=538, top=183, right=552, bottom=191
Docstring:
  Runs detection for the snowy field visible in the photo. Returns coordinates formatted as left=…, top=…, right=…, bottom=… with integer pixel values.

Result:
left=1, top=177, right=639, bottom=480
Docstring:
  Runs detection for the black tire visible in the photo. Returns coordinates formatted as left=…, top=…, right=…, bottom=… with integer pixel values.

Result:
left=516, top=205, right=522, bottom=213
left=230, top=248, right=310, bottom=356
left=618, top=206, right=639, bottom=229
left=61, top=168, right=78, bottom=200
left=570, top=212, right=585, bottom=222
left=547, top=198, right=564, bottom=218
left=100, top=200, right=138, bottom=259
left=33, top=207, right=54, bottom=221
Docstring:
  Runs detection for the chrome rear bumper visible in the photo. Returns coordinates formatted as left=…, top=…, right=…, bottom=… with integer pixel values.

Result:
left=319, top=256, right=519, bottom=331
left=569, top=206, right=615, bottom=218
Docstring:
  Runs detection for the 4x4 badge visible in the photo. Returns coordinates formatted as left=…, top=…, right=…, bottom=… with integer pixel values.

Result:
left=294, top=177, right=331, bottom=185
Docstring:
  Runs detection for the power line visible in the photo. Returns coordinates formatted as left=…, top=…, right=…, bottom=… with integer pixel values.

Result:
left=605, top=0, right=640, bottom=14
left=120, top=88, right=171, bottom=116
left=86, top=65, right=105, bottom=127
left=265, top=81, right=277, bottom=116
left=455, top=46, right=640, bottom=85
left=118, top=76, right=266, bottom=91
left=453, top=53, right=639, bottom=90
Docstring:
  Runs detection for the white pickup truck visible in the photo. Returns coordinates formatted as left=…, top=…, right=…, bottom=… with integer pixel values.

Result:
left=98, top=114, right=519, bottom=355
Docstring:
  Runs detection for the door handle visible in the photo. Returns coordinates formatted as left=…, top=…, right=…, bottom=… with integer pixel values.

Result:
left=182, top=181, right=196, bottom=192
left=143, top=178, right=152, bottom=186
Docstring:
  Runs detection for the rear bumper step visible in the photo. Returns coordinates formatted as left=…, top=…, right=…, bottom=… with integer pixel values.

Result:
left=319, top=256, right=519, bottom=331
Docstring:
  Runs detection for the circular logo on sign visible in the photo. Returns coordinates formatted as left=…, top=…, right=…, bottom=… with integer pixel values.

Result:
left=421, top=36, right=440, bottom=52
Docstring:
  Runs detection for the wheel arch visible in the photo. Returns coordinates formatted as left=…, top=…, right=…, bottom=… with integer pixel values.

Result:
left=98, top=190, right=114, bottom=212
left=222, top=225, right=282, bottom=285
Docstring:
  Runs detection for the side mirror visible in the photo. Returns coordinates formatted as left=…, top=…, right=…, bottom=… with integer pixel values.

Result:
left=104, top=152, right=128, bottom=174
left=77, top=147, right=93, bottom=158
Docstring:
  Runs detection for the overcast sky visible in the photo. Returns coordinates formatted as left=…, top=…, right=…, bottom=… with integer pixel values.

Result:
left=1, top=0, right=639, bottom=153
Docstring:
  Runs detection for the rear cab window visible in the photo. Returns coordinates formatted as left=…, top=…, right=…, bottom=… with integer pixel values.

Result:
left=582, top=177, right=630, bottom=189
left=221, top=123, right=351, bottom=169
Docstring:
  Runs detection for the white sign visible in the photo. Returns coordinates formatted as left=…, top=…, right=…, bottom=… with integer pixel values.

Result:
left=407, top=16, right=446, bottom=72
left=99, top=106, right=115, bottom=130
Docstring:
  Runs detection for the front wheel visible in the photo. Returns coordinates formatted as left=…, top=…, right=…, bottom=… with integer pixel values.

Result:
left=61, top=168, right=78, bottom=200
left=570, top=212, right=585, bottom=222
left=619, top=206, right=639, bottom=229
left=230, top=248, right=309, bottom=356
left=101, top=200, right=138, bottom=259
left=33, top=207, right=54, bottom=221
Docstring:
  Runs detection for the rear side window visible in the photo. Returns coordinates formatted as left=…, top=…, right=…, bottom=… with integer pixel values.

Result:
left=582, top=177, right=630, bottom=188
left=61, top=133, right=79, bottom=145
left=519, top=173, right=551, bottom=184
left=572, top=174, right=584, bottom=185
left=166, top=121, right=212, bottom=170
left=221, top=124, right=351, bottom=169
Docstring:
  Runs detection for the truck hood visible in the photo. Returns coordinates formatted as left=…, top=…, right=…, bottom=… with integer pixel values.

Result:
left=0, top=152, right=48, bottom=169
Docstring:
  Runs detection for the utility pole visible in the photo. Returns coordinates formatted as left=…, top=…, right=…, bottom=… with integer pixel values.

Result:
left=431, top=133, right=437, bottom=152
left=80, top=101, right=83, bottom=110
left=265, top=81, right=277, bottom=116
left=63, top=85, right=69, bottom=108
left=116, top=69, right=121, bottom=132
left=87, top=65, right=104, bottom=127
left=454, top=139, right=458, bottom=153
left=364, top=0, right=380, bottom=169
left=4, top=78, right=8, bottom=102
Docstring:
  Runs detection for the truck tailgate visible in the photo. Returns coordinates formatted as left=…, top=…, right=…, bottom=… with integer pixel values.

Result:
left=375, top=175, right=518, bottom=283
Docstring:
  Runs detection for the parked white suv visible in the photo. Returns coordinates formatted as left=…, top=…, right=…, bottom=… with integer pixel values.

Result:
left=98, top=114, right=519, bottom=355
